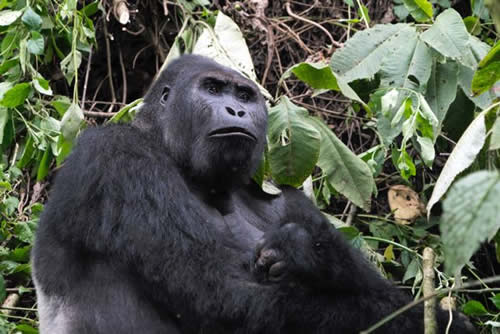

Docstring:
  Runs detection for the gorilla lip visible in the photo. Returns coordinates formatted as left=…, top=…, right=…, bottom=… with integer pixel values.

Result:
left=208, top=127, right=257, bottom=141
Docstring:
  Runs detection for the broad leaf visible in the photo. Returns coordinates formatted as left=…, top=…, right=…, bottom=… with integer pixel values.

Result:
left=425, top=61, right=458, bottom=127
left=0, top=83, right=31, bottom=108
left=267, top=97, right=320, bottom=187
left=0, top=10, right=22, bottom=26
left=471, top=42, right=500, bottom=96
left=193, top=12, right=256, bottom=81
left=441, top=171, right=500, bottom=274
left=284, top=62, right=339, bottom=91
left=308, top=118, right=375, bottom=211
left=403, top=0, right=433, bottom=22
left=462, top=300, right=489, bottom=316
left=380, top=36, right=432, bottom=91
left=420, top=9, right=469, bottom=60
left=427, top=110, right=488, bottom=214
left=331, top=24, right=416, bottom=82
left=60, top=103, right=84, bottom=140
left=490, top=117, right=500, bottom=151
left=21, top=7, right=42, bottom=31
left=32, top=76, right=53, bottom=96
left=0, top=108, right=8, bottom=144
left=26, top=31, right=44, bottom=55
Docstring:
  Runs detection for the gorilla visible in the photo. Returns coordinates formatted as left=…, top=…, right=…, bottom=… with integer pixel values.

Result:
left=32, top=54, right=473, bottom=333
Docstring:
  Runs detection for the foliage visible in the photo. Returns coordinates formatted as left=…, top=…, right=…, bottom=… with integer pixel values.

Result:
left=0, top=0, right=498, bottom=332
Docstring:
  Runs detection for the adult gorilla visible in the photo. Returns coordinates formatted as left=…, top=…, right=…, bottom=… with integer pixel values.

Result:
left=32, top=55, right=473, bottom=334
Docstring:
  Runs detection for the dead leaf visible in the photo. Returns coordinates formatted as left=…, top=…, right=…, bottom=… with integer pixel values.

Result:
left=388, top=185, right=426, bottom=225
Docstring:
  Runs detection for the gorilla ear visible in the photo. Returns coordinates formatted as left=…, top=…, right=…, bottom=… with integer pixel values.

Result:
left=160, top=86, right=170, bottom=105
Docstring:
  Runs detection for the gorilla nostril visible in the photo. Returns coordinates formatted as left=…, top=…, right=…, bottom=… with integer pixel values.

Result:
left=237, top=111, right=246, bottom=117
left=226, top=107, right=236, bottom=116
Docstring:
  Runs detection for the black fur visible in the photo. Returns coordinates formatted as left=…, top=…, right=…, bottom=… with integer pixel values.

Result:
left=32, top=55, right=473, bottom=333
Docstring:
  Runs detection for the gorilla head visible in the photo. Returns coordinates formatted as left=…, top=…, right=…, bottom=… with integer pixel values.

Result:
left=135, top=55, right=268, bottom=190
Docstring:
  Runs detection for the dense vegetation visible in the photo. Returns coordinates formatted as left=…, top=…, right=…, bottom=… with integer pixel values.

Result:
left=0, top=0, right=499, bottom=333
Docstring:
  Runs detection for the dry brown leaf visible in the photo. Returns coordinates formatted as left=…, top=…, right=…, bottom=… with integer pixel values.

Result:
left=388, top=185, right=426, bottom=225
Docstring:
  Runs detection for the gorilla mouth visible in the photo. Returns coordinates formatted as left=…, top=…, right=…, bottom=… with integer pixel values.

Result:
left=209, top=127, right=257, bottom=141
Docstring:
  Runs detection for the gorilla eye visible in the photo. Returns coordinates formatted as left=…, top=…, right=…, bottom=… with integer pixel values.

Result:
left=207, top=85, right=220, bottom=95
left=238, top=91, right=250, bottom=102
left=161, top=86, right=170, bottom=104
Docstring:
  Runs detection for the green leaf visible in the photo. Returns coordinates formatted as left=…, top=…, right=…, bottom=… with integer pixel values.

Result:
left=284, top=62, right=339, bottom=91
left=17, top=135, right=35, bottom=169
left=462, top=300, right=489, bottom=316
left=471, top=42, right=500, bottom=96
left=36, top=148, right=52, bottom=181
left=416, top=136, right=435, bottom=166
left=331, top=24, right=416, bottom=82
left=26, top=31, right=44, bottom=55
left=32, top=76, right=52, bottom=96
left=267, top=97, right=321, bottom=187
left=60, top=51, right=82, bottom=84
left=403, top=258, right=421, bottom=283
left=463, top=16, right=482, bottom=35
left=193, top=12, right=256, bottom=81
left=380, top=37, right=432, bottom=91
left=55, top=134, right=74, bottom=165
left=420, top=9, right=469, bottom=60
left=60, top=103, right=83, bottom=140
left=308, top=117, right=375, bottom=211
left=403, top=0, right=433, bottom=22
left=14, top=222, right=35, bottom=244
left=425, top=61, right=458, bottom=127
left=0, top=10, right=22, bottom=26
left=51, top=96, right=71, bottom=117
left=427, top=110, right=487, bottom=214
left=397, top=149, right=416, bottom=179
left=15, top=324, right=38, bottom=334
left=0, top=82, right=31, bottom=108
left=490, top=117, right=500, bottom=151
left=441, top=171, right=500, bottom=274
left=21, top=7, right=42, bottom=30
left=490, top=294, right=500, bottom=310
left=0, top=108, right=8, bottom=145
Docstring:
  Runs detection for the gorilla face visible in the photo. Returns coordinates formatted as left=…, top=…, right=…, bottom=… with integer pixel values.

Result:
left=138, top=55, right=268, bottom=190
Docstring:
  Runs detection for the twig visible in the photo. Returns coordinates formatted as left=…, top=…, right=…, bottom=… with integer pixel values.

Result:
left=423, top=248, right=437, bottom=334
left=81, top=46, right=93, bottom=109
left=285, top=1, right=343, bottom=51
left=361, top=275, right=500, bottom=334
left=84, top=110, right=118, bottom=118
left=102, top=19, right=117, bottom=112
left=345, top=203, right=357, bottom=226
left=119, top=47, right=127, bottom=105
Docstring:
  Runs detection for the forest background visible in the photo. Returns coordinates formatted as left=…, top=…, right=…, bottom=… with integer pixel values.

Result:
left=0, top=0, right=499, bottom=333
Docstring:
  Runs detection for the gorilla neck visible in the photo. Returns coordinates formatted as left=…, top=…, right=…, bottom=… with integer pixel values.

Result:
left=190, top=183, right=236, bottom=216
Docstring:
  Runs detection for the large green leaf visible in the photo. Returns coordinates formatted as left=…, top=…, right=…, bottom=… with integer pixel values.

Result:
left=427, top=109, right=488, bottom=214
left=420, top=9, right=469, bottom=60
left=490, top=117, right=500, bottom=151
left=425, top=61, right=458, bottom=127
left=0, top=83, right=31, bottom=108
left=60, top=103, right=84, bottom=140
left=441, top=171, right=500, bottom=274
left=0, top=10, right=22, bottom=26
left=330, top=24, right=416, bottom=82
left=267, top=97, right=320, bottom=187
left=308, top=118, right=375, bottom=211
left=193, top=12, right=256, bottom=81
left=402, top=0, right=433, bottom=22
left=283, top=62, right=339, bottom=91
left=471, top=42, right=500, bottom=96
left=380, top=36, right=432, bottom=91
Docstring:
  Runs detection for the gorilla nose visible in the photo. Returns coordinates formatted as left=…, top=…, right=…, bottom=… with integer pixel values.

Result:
left=226, top=107, right=246, bottom=118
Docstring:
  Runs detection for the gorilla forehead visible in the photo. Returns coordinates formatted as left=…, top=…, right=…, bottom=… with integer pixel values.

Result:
left=160, top=55, right=256, bottom=89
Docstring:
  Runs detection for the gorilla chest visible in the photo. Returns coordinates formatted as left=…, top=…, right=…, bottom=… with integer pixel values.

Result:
left=220, top=210, right=264, bottom=250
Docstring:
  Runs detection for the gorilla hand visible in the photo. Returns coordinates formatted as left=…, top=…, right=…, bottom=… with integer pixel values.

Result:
left=252, top=223, right=324, bottom=284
